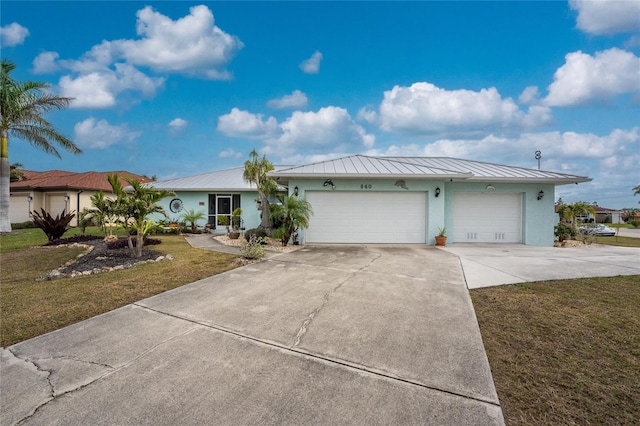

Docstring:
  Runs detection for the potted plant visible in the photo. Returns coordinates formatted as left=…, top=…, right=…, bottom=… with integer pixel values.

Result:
left=435, top=227, right=447, bottom=246
left=228, top=208, right=243, bottom=239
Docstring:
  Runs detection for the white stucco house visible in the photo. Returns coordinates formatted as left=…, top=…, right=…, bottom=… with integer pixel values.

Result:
left=150, top=156, right=591, bottom=246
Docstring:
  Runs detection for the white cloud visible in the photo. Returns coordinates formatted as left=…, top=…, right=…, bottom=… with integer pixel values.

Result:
left=219, top=148, right=243, bottom=159
left=32, top=51, right=60, bottom=74
left=59, top=65, right=164, bottom=109
left=376, top=82, right=552, bottom=135
left=518, top=86, right=540, bottom=105
left=267, top=90, right=308, bottom=109
left=544, top=48, right=640, bottom=107
left=74, top=118, right=141, bottom=149
left=570, top=0, right=640, bottom=35
left=364, top=128, right=639, bottom=176
left=60, top=73, right=117, bottom=108
left=272, top=106, right=375, bottom=155
left=168, top=118, right=188, bottom=129
left=299, top=51, right=323, bottom=74
left=0, top=22, right=29, bottom=47
left=112, top=5, right=243, bottom=79
left=217, top=106, right=375, bottom=156
left=217, top=108, right=280, bottom=139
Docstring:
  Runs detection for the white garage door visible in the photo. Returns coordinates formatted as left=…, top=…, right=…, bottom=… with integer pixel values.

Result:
left=305, top=191, right=427, bottom=244
left=453, top=193, right=522, bottom=243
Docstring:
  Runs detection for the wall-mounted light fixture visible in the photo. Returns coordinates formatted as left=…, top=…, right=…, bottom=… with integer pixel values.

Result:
left=486, top=185, right=496, bottom=191
left=537, top=190, right=544, bottom=200
left=64, top=195, right=70, bottom=201
left=293, top=186, right=299, bottom=196
left=323, top=179, right=336, bottom=190
left=27, top=195, right=33, bottom=202
left=435, top=187, right=441, bottom=197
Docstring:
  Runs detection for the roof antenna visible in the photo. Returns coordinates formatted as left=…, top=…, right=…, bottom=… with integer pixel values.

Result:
left=535, top=150, right=541, bottom=170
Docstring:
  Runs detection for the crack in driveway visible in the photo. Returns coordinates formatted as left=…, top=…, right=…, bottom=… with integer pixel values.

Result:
left=291, top=273, right=353, bottom=348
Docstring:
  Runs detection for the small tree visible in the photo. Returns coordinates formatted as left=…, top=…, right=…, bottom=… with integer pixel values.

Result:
left=106, top=174, right=174, bottom=257
left=269, top=195, right=313, bottom=246
left=243, top=150, right=278, bottom=234
left=181, top=208, right=206, bottom=233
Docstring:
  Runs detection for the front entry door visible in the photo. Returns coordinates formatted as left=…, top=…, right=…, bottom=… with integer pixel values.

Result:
left=216, top=195, right=232, bottom=228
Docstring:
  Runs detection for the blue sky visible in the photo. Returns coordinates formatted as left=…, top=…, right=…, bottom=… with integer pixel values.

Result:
left=2, top=1, right=639, bottom=208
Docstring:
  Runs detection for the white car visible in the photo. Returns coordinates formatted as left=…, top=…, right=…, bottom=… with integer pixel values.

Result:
left=578, top=224, right=616, bottom=237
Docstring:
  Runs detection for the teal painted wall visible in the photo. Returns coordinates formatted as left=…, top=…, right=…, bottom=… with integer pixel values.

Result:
left=155, top=191, right=262, bottom=232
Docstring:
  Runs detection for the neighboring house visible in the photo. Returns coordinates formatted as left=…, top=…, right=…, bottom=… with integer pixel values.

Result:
left=148, top=167, right=288, bottom=232
left=9, top=170, right=153, bottom=226
left=270, top=155, right=591, bottom=246
left=592, top=205, right=624, bottom=224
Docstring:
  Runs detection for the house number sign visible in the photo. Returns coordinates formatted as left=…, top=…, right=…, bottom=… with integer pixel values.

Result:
left=360, top=184, right=373, bottom=189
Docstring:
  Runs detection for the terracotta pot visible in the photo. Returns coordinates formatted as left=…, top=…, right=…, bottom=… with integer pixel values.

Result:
left=228, top=231, right=240, bottom=240
left=435, top=236, right=447, bottom=246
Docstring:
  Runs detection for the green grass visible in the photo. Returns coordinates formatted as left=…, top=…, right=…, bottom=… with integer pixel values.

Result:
left=471, top=276, right=640, bottom=425
left=0, top=226, right=117, bottom=253
left=0, top=234, right=239, bottom=347
left=593, top=235, right=640, bottom=247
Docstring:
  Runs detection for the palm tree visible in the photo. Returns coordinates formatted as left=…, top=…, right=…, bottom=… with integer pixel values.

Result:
left=1, top=59, right=80, bottom=232
left=243, top=149, right=278, bottom=233
left=270, top=195, right=313, bottom=246
left=634, top=185, right=640, bottom=197
left=107, top=174, right=174, bottom=257
left=181, top=208, right=206, bottom=233
left=559, top=201, right=596, bottom=232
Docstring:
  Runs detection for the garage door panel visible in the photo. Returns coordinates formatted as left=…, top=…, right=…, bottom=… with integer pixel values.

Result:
left=453, top=193, right=522, bottom=243
left=306, top=191, right=426, bottom=244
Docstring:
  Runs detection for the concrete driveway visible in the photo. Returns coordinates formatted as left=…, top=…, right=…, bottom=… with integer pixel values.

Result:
left=440, top=243, right=640, bottom=289
left=1, top=245, right=503, bottom=425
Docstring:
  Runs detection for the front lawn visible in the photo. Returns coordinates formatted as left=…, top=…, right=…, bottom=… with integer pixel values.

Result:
left=0, top=233, right=238, bottom=347
left=471, top=276, right=640, bottom=425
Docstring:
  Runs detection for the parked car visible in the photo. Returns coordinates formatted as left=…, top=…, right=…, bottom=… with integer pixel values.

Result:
left=578, top=224, right=616, bottom=236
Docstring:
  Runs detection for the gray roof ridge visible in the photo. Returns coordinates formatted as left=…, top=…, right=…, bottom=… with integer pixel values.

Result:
left=373, top=155, right=474, bottom=175
left=381, top=155, right=591, bottom=179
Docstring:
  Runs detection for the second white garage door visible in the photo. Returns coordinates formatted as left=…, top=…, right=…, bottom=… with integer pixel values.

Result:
left=305, top=191, right=427, bottom=244
left=453, top=192, right=522, bottom=243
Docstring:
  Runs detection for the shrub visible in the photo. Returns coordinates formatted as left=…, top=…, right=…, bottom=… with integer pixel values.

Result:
left=629, top=220, right=640, bottom=229
left=271, top=226, right=287, bottom=246
left=11, top=220, right=36, bottom=229
left=554, top=223, right=576, bottom=242
left=245, top=227, right=268, bottom=243
left=45, top=235, right=102, bottom=246
left=106, top=237, right=161, bottom=250
left=240, top=235, right=266, bottom=259
left=31, top=208, right=75, bottom=241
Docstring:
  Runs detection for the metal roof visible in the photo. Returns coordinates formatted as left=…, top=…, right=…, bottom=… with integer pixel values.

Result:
left=148, top=166, right=290, bottom=192
left=271, top=155, right=591, bottom=185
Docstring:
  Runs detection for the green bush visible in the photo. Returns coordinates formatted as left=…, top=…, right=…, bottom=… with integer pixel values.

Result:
left=240, top=235, right=266, bottom=259
left=244, top=227, right=268, bottom=243
left=10, top=220, right=36, bottom=229
left=554, top=223, right=576, bottom=242
left=629, top=220, right=640, bottom=228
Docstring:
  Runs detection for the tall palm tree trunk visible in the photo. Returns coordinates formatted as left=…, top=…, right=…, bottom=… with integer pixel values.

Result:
left=0, top=132, right=11, bottom=233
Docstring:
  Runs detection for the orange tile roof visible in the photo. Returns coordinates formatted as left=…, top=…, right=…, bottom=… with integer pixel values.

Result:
left=10, top=170, right=153, bottom=192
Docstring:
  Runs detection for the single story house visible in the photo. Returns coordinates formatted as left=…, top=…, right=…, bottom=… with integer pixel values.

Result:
left=150, top=155, right=590, bottom=246
left=9, top=170, right=152, bottom=226
left=592, top=205, right=624, bottom=224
